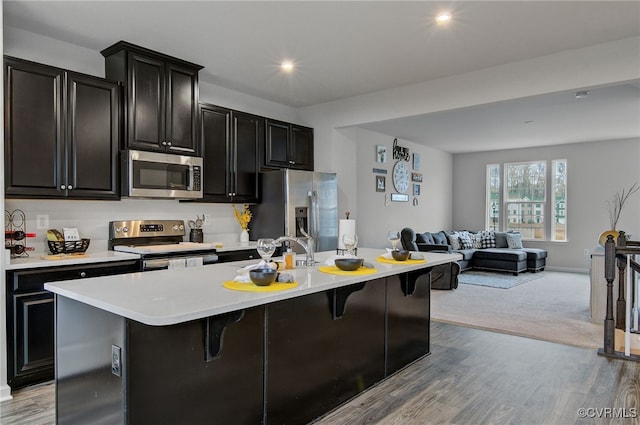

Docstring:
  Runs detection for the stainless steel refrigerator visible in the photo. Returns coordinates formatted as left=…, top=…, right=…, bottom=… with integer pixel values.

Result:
left=252, top=169, right=338, bottom=253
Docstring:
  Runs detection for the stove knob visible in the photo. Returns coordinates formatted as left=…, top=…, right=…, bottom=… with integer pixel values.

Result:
left=179, top=224, right=184, bottom=231
left=114, top=226, right=121, bottom=233
left=123, top=227, right=129, bottom=233
left=172, top=224, right=179, bottom=231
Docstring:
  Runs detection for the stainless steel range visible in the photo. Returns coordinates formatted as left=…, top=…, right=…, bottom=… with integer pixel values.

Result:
left=109, top=220, right=218, bottom=271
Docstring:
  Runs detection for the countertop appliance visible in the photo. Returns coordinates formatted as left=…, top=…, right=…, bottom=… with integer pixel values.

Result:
left=122, top=150, right=203, bottom=199
left=252, top=169, right=338, bottom=253
left=109, top=220, right=218, bottom=270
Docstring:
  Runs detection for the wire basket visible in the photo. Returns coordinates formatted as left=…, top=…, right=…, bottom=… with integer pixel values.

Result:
left=47, top=239, right=90, bottom=254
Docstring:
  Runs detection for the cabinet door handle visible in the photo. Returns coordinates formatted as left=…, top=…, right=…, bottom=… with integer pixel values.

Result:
left=60, top=184, right=66, bottom=190
left=79, top=271, right=87, bottom=278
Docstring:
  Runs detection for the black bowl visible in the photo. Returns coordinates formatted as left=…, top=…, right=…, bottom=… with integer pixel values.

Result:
left=391, top=250, right=410, bottom=261
left=249, top=268, right=278, bottom=286
left=334, top=258, right=363, bottom=271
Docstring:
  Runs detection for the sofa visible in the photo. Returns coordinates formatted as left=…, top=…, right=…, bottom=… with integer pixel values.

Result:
left=401, top=228, right=547, bottom=276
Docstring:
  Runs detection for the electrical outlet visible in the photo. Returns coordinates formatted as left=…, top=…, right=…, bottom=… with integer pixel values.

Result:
left=203, top=214, right=212, bottom=225
left=36, top=215, right=49, bottom=230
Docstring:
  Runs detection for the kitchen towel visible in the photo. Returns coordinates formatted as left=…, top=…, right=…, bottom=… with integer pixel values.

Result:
left=338, top=219, right=356, bottom=250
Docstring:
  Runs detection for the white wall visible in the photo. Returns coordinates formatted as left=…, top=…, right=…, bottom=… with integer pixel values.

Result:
left=452, top=138, right=640, bottom=272
left=353, top=128, right=453, bottom=248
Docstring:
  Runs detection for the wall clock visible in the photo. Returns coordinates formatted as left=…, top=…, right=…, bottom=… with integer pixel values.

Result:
left=392, top=161, right=410, bottom=193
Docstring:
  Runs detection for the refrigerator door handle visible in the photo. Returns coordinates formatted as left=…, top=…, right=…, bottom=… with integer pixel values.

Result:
left=308, top=191, right=319, bottom=244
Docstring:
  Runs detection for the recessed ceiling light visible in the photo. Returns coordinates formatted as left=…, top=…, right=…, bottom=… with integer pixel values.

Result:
left=281, top=60, right=295, bottom=73
left=436, top=12, right=452, bottom=25
left=574, top=90, right=590, bottom=99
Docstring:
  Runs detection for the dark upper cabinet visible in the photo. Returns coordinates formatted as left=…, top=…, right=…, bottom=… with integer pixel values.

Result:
left=199, top=103, right=262, bottom=203
left=4, top=57, right=120, bottom=199
left=101, top=41, right=203, bottom=156
left=264, top=118, right=313, bottom=170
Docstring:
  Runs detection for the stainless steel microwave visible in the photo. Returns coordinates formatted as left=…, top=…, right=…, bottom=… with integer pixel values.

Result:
left=122, top=150, right=203, bottom=199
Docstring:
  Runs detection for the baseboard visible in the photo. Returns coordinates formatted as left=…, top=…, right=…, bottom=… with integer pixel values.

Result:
left=0, top=384, right=13, bottom=401
left=545, top=266, right=589, bottom=274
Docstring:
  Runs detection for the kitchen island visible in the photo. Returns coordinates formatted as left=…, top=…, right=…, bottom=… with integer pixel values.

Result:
left=45, top=248, right=461, bottom=424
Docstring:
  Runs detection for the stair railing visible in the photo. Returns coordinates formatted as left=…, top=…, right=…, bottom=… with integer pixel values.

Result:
left=599, top=232, right=640, bottom=361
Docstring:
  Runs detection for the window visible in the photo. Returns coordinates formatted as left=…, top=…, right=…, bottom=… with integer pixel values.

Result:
left=552, top=159, right=567, bottom=241
left=485, top=159, right=567, bottom=242
left=486, top=164, right=500, bottom=230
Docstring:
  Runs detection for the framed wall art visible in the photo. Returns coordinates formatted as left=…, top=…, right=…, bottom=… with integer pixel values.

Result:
left=413, top=153, right=421, bottom=170
left=376, top=175, right=386, bottom=192
left=376, top=145, right=387, bottom=163
left=413, top=184, right=421, bottom=196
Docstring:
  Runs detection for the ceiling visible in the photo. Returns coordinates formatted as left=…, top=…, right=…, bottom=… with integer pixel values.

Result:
left=3, top=1, right=640, bottom=153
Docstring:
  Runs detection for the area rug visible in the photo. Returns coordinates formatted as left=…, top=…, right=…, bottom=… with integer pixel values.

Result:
left=431, top=271, right=603, bottom=349
left=458, top=270, right=543, bottom=289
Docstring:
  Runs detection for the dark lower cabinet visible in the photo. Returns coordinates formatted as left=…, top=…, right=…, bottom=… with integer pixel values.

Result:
left=5, top=260, right=140, bottom=389
left=216, top=249, right=259, bottom=262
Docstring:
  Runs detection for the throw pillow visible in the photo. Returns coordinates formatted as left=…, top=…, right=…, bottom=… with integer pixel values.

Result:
left=506, top=233, right=523, bottom=249
left=472, top=232, right=483, bottom=249
left=447, top=232, right=461, bottom=250
left=458, top=231, right=473, bottom=249
left=479, top=230, right=496, bottom=248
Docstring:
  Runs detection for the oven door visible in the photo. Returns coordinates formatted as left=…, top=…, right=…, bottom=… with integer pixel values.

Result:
left=124, top=150, right=203, bottom=199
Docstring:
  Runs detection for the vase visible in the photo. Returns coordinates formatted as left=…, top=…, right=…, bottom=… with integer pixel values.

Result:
left=240, top=229, right=249, bottom=245
left=599, top=229, right=619, bottom=247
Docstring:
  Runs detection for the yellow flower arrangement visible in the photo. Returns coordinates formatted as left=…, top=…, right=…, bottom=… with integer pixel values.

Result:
left=232, top=204, right=252, bottom=231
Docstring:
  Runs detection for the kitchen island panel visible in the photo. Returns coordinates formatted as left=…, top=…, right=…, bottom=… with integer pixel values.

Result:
left=127, top=307, right=265, bottom=424
left=266, top=279, right=386, bottom=425
left=386, top=272, right=431, bottom=375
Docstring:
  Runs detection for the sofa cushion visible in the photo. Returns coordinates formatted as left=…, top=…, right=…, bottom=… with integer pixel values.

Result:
left=472, top=233, right=483, bottom=249
left=458, top=231, right=474, bottom=249
left=506, top=233, right=523, bottom=249
left=473, top=248, right=527, bottom=261
left=454, top=249, right=477, bottom=261
left=446, top=232, right=461, bottom=250
left=478, top=230, right=496, bottom=248
left=432, top=231, right=448, bottom=245
left=522, top=248, right=548, bottom=259
left=417, top=232, right=435, bottom=244
left=494, top=232, right=509, bottom=248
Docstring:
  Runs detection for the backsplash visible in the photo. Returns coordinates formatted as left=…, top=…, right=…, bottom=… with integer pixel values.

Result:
left=5, top=198, right=251, bottom=253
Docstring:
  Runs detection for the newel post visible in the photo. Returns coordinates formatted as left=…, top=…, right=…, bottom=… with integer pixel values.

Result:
left=603, top=234, right=616, bottom=355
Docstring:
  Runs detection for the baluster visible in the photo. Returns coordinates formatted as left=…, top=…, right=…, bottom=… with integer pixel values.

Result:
left=617, top=231, right=627, bottom=329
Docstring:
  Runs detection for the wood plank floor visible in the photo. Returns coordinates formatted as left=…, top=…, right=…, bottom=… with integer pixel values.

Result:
left=2, top=322, right=639, bottom=424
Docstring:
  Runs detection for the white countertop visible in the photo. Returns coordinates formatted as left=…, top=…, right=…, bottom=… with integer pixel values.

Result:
left=5, top=241, right=258, bottom=270
left=45, top=248, right=461, bottom=326
left=6, top=250, right=141, bottom=270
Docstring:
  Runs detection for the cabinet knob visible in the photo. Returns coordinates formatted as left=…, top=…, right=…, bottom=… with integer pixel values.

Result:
left=67, top=185, right=73, bottom=190
left=79, top=271, right=87, bottom=278
left=60, top=184, right=66, bottom=190
left=161, top=141, right=167, bottom=146
left=166, top=141, right=172, bottom=146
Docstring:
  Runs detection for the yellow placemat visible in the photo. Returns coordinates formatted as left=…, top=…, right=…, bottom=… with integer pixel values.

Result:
left=318, top=265, right=378, bottom=275
left=376, top=256, right=426, bottom=265
left=223, top=281, right=298, bottom=292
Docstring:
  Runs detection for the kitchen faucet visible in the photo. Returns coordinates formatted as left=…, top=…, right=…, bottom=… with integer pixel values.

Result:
left=275, top=232, right=315, bottom=266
